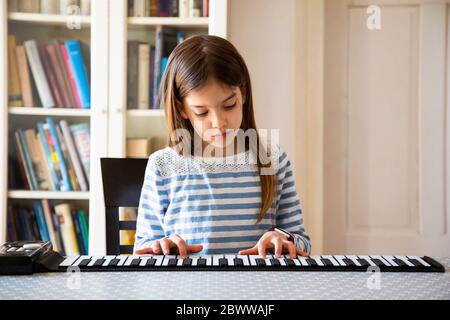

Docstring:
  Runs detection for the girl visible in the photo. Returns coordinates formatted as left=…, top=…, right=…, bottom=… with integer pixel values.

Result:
left=134, top=35, right=311, bottom=259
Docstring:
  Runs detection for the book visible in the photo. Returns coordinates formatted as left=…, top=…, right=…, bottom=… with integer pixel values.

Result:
left=24, top=40, right=55, bottom=108
left=159, top=0, right=170, bottom=17
left=39, top=44, right=64, bottom=108
left=134, top=0, right=147, bottom=17
left=15, top=45, right=34, bottom=107
left=40, top=0, right=59, bottom=14
left=78, top=210, right=89, bottom=254
left=149, top=0, right=159, bottom=16
left=203, top=0, right=208, bottom=17
left=19, top=0, right=40, bottom=13
left=126, top=138, right=151, bottom=158
left=41, top=199, right=60, bottom=252
left=179, top=0, right=189, bottom=18
left=7, top=35, right=22, bottom=107
left=70, top=123, right=90, bottom=182
left=54, top=203, right=79, bottom=255
left=24, top=129, right=49, bottom=190
left=65, top=40, right=91, bottom=109
left=42, top=122, right=64, bottom=190
left=37, top=122, right=60, bottom=190
left=127, top=41, right=140, bottom=109
left=46, top=44, right=72, bottom=108
left=17, top=129, right=38, bottom=190
left=56, top=124, right=80, bottom=190
left=35, top=131, right=56, bottom=190
left=46, top=117, right=72, bottom=191
left=80, top=0, right=91, bottom=16
left=71, top=210, right=85, bottom=255
left=33, top=201, right=50, bottom=242
left=60, top=120, right=89, bottom=191
left=190, top=0, right=202, bottom=17
left=138, top=43, right=150, bottom=109
left=60, top=44, right=82, bottom=108
left=14, top=131, right=31, bottom=189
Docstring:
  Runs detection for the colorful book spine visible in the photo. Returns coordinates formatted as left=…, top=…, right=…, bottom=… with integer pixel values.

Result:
left=78, top=210, right=89, bottom=255
left=70, top=123, right=90, bottom=182
left=37, top=122, right=60, bottom=191
left=17, top=129, right=38, bottom=190
left=54, top=203, right=79, bottom=256
left=33, top=201, right=50, bottom=242
left=60, top=44, right=82, bottom=108
left=65, top=40, right=91, bottom=109
left=46, top=117, right=72, bottom=191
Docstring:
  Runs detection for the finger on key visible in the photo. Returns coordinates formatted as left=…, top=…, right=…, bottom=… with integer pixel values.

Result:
left=152, top=240, right=162, bottom=254
left=285, top=241, right=296, bottom=259
left=238, top=245, right=258, bottom=255
left=135, top=247, right=153, bottom=255
left=187, top=244, right=203, bottom=254
left=273, top=237, right=283, bottom=258
left=160, top=238, right=172, bottom=255
left=170, top=234, right=187, bottom=258
left=296, top=247, right=309, bottom=257
left=258, top=240, right=269, bottom=258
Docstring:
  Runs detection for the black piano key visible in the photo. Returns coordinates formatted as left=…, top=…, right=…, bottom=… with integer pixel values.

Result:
left=357, top=258, right=370, bottom=267
left=197, top=258, right=207, bottom=266
left=321, top=258, right=333, bottom=267
left=93, top=259, right=106, bottom=267
left=130, top=258, right=141, bottom=267
left=255, top=258, right=266, bottom=266
left=78, top=259, right=91, bottom=267
left=371, top=258, right=387, bottom=267
left=145, top=258, right=156, bottom=266
left=234, top=258, right=244, bottom=267
left=219, top=258, right=228, bottom=267
left=168, top=258, right=177, bottom=267
left=305, top=258, right=317, bottom=267
left=342, top=258, right=356, bottom=267
left=270, top=259, right=281, bottom=266
left=285, top=259, right=296, bottom=267
left=182, top=258, right=192, bottom=267
left=408, top=258, right=423, bottom=267
left=393, top=258, right=407, bottom=267
left=108, top=258, right=120, bottom=267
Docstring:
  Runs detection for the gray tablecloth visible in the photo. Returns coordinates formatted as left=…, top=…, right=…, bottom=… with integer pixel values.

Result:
left=1, top=258, right=449, bottom=300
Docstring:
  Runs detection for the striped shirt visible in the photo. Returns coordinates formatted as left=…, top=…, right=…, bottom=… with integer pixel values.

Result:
left=134, top=145, right=311, bottom=255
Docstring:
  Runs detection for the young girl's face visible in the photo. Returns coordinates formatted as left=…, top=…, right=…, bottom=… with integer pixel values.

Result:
left=181, top=77, right=244, bottom=151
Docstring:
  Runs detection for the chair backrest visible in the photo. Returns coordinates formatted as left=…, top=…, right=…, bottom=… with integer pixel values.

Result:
left=100, top=158, right=148, bottom=255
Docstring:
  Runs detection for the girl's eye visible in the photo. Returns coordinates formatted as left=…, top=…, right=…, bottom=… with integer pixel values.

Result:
left=224, top=103, right=237, bottom=110
left=195, top=112, right=208, bottom=117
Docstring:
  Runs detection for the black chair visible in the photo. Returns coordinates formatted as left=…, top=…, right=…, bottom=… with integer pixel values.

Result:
left=100, top=158, right=148, bottom=255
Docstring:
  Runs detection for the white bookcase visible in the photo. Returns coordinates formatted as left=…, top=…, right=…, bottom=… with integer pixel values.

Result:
left=0, top=0, right=228, bottom=255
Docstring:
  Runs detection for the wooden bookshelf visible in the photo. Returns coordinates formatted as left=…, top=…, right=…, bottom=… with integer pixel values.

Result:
left=0, top=0, right=228, bottom=255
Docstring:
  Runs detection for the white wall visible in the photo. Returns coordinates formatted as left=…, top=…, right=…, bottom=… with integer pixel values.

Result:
left=228, top=0, right=297, bottom=168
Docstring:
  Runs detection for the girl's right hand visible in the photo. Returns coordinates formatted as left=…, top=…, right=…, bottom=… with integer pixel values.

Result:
left=134, top=234, right=203, bottom=258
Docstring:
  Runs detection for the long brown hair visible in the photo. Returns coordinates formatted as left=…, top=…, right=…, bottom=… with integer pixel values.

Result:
left=160, top=35, right=276, bottom=223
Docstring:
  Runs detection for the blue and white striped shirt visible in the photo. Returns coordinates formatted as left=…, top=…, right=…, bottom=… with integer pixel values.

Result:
left=134, top=145, right=311, bottom=254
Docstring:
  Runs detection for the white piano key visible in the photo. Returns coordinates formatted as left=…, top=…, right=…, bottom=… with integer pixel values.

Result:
left=212, top=255, right=223, bottom=266
left=59, top=256, right=80, bottom=267
left=265, top=254, right=272, bottom=266
left=407, top=256, right=431, bottom=267
left=225, top=255, right=236, bottom=266
left=72, top=255, right=91, bottom=266
left=138, top=255, right=154, bottom=267
left=161, top=255, right=177, bottom=266
left=176, top=257, right=184, bottom=266
left=152, top=255, right=164, bottom=266
left=394, top=256, right=414, bottom=267
left=297, top=257, right=309, bottom=266
left=345, top=255, right=362, bottom=267
left=310, top=255, right=325, bottom=266
left=383, top=256, right=400, bottom=267
left=116, top=255, right=129, bottom=266
left=357, top=255, right=376, bottom=267
left=248, top=255, right=262, bottom=266
left=202, top=255, right=213, bottom=266
left=333, top=255, right=348, bottom=266
left=236, top=255, right=250, bottom=266
left=190, top=255, right=200, bottom=266
left=320, top=255, right=340, bottom=266
left=370, top=256, right=392, bottom=266
left=123, top=255, right=141, bottom=266
left=87, top=256, right=105, bottom=267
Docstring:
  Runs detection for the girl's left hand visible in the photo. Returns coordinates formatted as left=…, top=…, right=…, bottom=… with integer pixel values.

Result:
left=238, top=231, right=309, bottom=259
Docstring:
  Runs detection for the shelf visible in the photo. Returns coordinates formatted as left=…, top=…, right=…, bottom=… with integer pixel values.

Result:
left=128, top=17, right=209, bottom=27
left=8, top=190, right=90, bottom=200
left=127, top=109, right=165, bottom=117
left=8, top=12, right=91, bottom=27
left=8, top=107, right=91, bottom=117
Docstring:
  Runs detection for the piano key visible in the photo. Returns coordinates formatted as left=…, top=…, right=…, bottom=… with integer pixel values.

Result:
left=393, top=258, right=407, bottom=267
left=357, top=256, right=376, bottom=267
left=234, top=258, right=244, bottom=267
left=190, top=255, right=200, bottom=266
left=219, top=258, right=228, bottom=267
left=182, top=258, right=192, bottom=267
left=78, top=258, right=91, bottom=267
left=101, top=255, right=117, bottom=267
left=152, top=255, right=165, bottom=266
left=297, top=257, right=309, bottom=266
left=407, top=258, right=424, bottom=267
left=202, top=255, right=213, bottom=266
left=256, top=258, right=267, bottom=266
left=93, top=258, right=106, bottom=267
left=108, top=258, right=120, bottom=267
left=264, top=254, right=272, bottom=266
left=320, top=255, right=339, bottom=266
left=213, top=255, right=223, bottom=266
left=382, top=256, right=400, bottom=267
left=370, top=256, right=392, bottom=266
left=345, top=255, right=362, bottom=267
left=124, top=256, right=141, bottom=266
left=197, top=258, right=207, bottom=266
left=284, top=258, right=296, bottom=267
left=87, top=256, right=104, bottom=267
left=407, top=256, right=431, bottom=267
left=394, top=256, right=414, bottom=267
left=248, top=255, right=262, bottom=266
left=59, top=256, right=80, bottom=267
left=72, top=255, right=91, bottom=267
left=167, top=258, right=178, bottom=267
left=116, top=255, right=129, bottom=267
left=177, top=257, right=184, bottom=267
left=225, top=255, right=236, bottom=266
left=321, top=258, right=333, bottom=267
left=161, top=255, right=177, bottom=266
left=305, top=258, right=317, bottom=266
left=333, top=255, right=348, bottom=266
left=236, top=255, right=250, bottom=266
left=137, top=255, right=154, bottom=267
left=145, top=258, right=156, bottom=267
left=270, top=258, right=281, bottom=266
